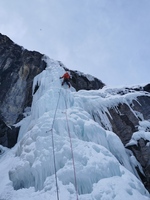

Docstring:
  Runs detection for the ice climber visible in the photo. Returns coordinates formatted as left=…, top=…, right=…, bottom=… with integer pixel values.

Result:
left=60, top=71, right=71, bottom=88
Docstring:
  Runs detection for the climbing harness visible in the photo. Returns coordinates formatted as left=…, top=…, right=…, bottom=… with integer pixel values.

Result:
left=64, top=89, right=79, bottom=200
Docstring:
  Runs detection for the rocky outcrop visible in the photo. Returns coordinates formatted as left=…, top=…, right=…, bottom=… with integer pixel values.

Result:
left=59, top=62, right=105, bottom=91
left=0, top=33, right=46, bottom=147
left=0, top=33, right=105, bottom=148
left=70, top=70, right=105, bottom=91
left=144, top=84, right=150, bottom=92
left=106, top=95, right=150, bottom=145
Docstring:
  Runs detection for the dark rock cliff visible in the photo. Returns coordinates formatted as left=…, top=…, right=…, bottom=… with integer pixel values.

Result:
left=58, top=62, right=105, bottom=91
left=0, top=33, right=46, bottom=147
left=0, top=33, right=104, bottom=148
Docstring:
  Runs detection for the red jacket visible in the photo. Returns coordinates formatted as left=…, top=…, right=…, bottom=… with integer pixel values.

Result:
left=62, top=72, right=70, bottom=79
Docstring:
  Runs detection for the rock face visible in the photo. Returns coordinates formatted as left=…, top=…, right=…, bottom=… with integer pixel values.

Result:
left=0, top=33, right=47, bottom=147
left=58, top=62, right=105, bottom=91
left=69, top=69, right=104, bottom=91
left=107, top=95, right=150, bottom=145
left=0, top=33, right=104, bottom=148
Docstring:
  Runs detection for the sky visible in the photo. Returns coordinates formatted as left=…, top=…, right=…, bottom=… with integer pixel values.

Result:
left=0, top=0, right=150, bottom=87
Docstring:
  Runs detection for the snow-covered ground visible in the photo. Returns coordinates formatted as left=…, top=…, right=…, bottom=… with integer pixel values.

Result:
left=0, top=57, right=149, bottom=200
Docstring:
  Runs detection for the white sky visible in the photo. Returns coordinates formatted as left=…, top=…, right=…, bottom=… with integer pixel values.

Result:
left=0, top=0, right=150, bottom=87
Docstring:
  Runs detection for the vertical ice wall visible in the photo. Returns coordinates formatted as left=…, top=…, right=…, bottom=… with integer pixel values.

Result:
left=7, top=57, right=149, bottom=199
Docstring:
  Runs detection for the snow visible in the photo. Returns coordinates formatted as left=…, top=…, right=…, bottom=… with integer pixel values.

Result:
left=126, top=120, right=150, bottom=146
left=75, top=70, right=95, bottom=81
left=0, top=56, right=149, bottom=200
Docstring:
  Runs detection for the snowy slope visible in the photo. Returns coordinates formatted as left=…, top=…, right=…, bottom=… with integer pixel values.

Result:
left=0, top=57, right=149, bottom=200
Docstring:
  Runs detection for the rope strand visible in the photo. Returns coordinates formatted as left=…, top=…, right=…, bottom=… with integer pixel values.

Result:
left=47, top=88, right=79, bottom=200
left=48, top=89, right=61, bottom=200
left=64, top=89, right=79, bottom=200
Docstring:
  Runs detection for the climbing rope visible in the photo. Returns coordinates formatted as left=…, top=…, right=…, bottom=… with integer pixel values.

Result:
left=47, top=87, right=79, bottom=200
left=48, top=89, right=61, bottom=200
left=64, top=89, right=79, bottom=200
